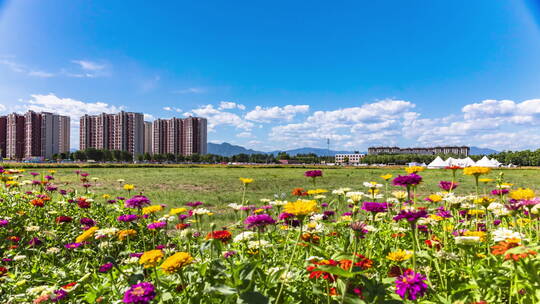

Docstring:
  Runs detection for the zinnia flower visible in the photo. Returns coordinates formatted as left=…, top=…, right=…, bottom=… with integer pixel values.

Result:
left=361, top=202, right=389, bottom=213
left=118, top=214, right=138, bottom=222
left=244, top=214, right=276, bottom=229
left=439, top=181, right=458, bottom=191
left=393, top=174, right=422, bottom=187
left=206, top=230, right=232, bottom=242
left=98, top=262, right=114, bottom=273
left=139, top=250, right=164, bottom=268
left=283, top=200, right=319, bottom=217
left=123, top=282, right=156, bottom=304
left=395, top=269, right=428, bottom=300
left=124, top=195, right=151, bottom=209
left=304, top=170, right=322, bottom=178
left=463, top=166, right=491, bottom=176
left=393, top=210, right=428, bottom=223
left=239, top=177, right=253, bottom=184
left=160, top=252, right=193, bottom=274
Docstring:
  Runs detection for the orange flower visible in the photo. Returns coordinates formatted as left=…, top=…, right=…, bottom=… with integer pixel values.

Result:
left=491, top=241, right=519, bottom=256
left=505, top=250, right=537, bottom=261
left=292, top=188, right=307, bottom=196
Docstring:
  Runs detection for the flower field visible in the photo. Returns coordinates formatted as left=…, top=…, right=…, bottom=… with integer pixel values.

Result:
left=0, top=166, right=539, bottom=303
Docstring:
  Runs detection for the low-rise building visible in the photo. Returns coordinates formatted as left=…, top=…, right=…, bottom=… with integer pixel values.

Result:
left=335, top=153, right=366, bottom=164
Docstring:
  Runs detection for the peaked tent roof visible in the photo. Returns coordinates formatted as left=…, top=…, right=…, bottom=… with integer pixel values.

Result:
left=428, top=156, right=448, bottom=168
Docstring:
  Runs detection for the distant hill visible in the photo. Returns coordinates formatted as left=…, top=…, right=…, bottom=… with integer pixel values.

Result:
left=207, top=142, right=264, bottom=156
left=470, top=146, right=499, bottom=155
left=207, top=142, right=357, bottom=157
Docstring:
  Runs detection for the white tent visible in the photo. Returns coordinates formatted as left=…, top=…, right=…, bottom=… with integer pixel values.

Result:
left=463, top=157, right=476, bottom=167
left=428, top=156, right=448, bottom=169
left=475, top=156, right=495, bottom=167
left=446, top=157, right=457, bottom=166
left=490, top=158, right=501, bottom=167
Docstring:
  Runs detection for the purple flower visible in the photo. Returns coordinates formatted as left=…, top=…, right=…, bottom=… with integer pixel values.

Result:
left=28, top=237, right=42, bottom=247
left=64, top=242, right=83, bottom=249
left=393, top=210, right=428, bottom=223
left=304, top=170, right=322, bottom=178
left=30, top=172, right=39, bottom=176
left=223, top=250, right=237, bottom=258
left=361, top=202, right=389, bottom=213
left=80, top=217, right=96, bottom=227
left=147, top=221, right=167, bottom=230
left=46, top=186, right=58, bottom=192
left=44, top=175, right=54, bottom=180
left=107, top=199, right=117, bottom=204
left=186, top=201, right=203, bottom=207
left=80, top=173, right=89, bottom=177
left=130, top=252, right=144, bottom=258
left=178, top=214, right=189, bottom=221
left=0, top=219, right=8, bottom=227
left=98, top=262, right=114, bottom=273
left=491, top=189, right=509, bottom=196
left=393, top=174, right=422, bottom=187
left=323, top=210, right=335, bottom=217
left=435, top=208, right=452, bottom=218
left=350, top=221, right=369, bottom=237
left=244, top=214, right=276, bottom=229
left=59, top=189, right=67, bottom=195
left=395, top=269, right=428, bottom=300
left=123, top=282, right=156, bottom=304
left=118, top=214, right=139, bottom=222
left=240, top=205, right=256, bottom=211
left=50, top=289, right=68, bottom=302
left=342, top=211, right=353, bottom=216
left=124, top=195, right=151, bottom=209
left=439, top=181, right=458, bottom=191
left=321, top=203, right=329, bottom=208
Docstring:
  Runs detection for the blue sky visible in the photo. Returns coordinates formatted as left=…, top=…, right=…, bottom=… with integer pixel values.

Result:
left=1, top=0, right=540, bottom=151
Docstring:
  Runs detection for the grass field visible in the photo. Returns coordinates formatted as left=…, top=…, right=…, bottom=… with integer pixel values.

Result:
left=27, top=166, right=540, bottom=225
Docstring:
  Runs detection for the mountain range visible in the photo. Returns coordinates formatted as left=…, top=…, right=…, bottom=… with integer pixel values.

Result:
left=207, top=142, right=499, bottom=157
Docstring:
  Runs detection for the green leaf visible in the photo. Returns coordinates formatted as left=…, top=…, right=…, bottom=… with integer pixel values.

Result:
left=239, top=291, right=269, bottom=304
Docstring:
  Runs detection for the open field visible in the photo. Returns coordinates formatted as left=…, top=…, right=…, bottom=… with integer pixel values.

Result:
left=26, top=166, right=540, bottom=224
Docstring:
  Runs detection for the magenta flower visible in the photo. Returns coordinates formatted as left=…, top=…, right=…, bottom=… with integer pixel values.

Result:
left=393, top=210, right=428, bottom=223
left=361, top=202, right=389, bottom=213
left=439, top=181, right=458, bottom=191
left=186, top=201, right=203, bottom=208
left=124, top=195, right=151, bottom=209
left=50, top=289, right=68, bottom=302
left=123, top=282, right=156, bottom=304
left=64, top=242, right=83, bottom=249
left=0, top=219, right=8, bottom=227
left=395, top=269, right=428, bottom=300
left=118, top=214, right=139, bottom=222
left=393, top=174, right=422, bottom=187
left=147, top=221, right=167, bottom=230
left=491, top=189, right=509, bottom=196
left=98, top=262, right=114, bottom=273
left=244, top=214, right=276, bottom=229
left=304, top=170, right=323, bottom=178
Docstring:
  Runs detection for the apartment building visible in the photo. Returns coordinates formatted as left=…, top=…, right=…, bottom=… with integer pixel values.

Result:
left=368, top=146, right=470, bottom=156
left=151, top=116, right=207, bottom=156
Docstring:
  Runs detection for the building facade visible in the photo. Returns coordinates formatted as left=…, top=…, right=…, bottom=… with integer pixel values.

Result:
left=80, top=111, right=145, bottom=155
left=335, top=153, right=366, bottom=164
left=1, top=111, right=70, bottom=159
left=143, top=121, right=152, bottom=154
left=368, top=146, right=470, bottom=156
left=151, top=117, right=207, bottom=156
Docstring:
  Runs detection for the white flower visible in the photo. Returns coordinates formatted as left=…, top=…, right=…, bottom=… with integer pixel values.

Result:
left=25, top=226, right=40, bottom=232
left=492, top=228, right=524, bottom=242
left=454, top=236, right=481, bottom=245
left=435, top=251, right=459, bottom=260
left=532, top=204, right=540, bottom=215
left=332, top=189, right=345, bottom=195
left=228, top=203, right=243, bottom=210
left=233, top=231, right=256, bottom=242
left=304, top=222, right=325, bottom=233
left=95, top=228, right=119, bottom=238
left=192, top=208, right=211, bottom=215
left=179, top=228, right=193, bottom=238
left=46, top=247, right=61, bottom=254
left=260, top=199, right=271, bottom=203
left=98, top=241, right=112, bottom=249
left=364, top=225, right=378, bottom=232
left=27, top=285, right=56, bottom=297
left=247, top=240, right=271, bottom=249
left=13, top=255, right=27, bottom=261
left=269, top=200, right=287, bottom=206
left=123, top=257, right=140, bottom=265
left=363, top=182, right=382, bottom=188
left=313, top=195, right=326, bottom=199
left=310, top=213, right=325, bottom=222
left=487, top=202, right=504, bottom=211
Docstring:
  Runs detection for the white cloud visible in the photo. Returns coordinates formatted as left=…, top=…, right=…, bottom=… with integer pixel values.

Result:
left=163, top=106, right=182, bottom=112
left=0, top=104, right=6, bottom=112
left=462, top=99, right=540, bottom=124
left=219, top=101, right=246, bottom=110
left=144, top=114, right=154, bottom=121
left=173, top=87, right=205, bottom=94
left=163, top=107, right=172, bottom=111
left=71, top=60, right=105, bottom=71
left=0, top=58, right=56, bottom=77
left=245, top=105, right=309, bottom=122
left=236, top=132, right=252, bottom=138
left=191, top=105, right=253, bottom=131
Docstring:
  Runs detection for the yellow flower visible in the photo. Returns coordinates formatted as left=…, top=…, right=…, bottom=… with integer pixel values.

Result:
left=123, top=184, right=135, bottom=191
left=463, top=167, right=491, bottom=176
left=160, top=252, right=193, bottom=274
left=102, top=194, right=111, bottom=199
left=340, top=216, right=352, bottom=222
left=509, top=188, right=535, bottom=201
left=142, top=205, right=164, bottom=215
left=429, top=214, right=443, bottom=221
left=443, top=224, right=454, bottom=232
left=139, top=250, right=164, bottom=268
left=380, top=174, right=393, bottom=181
left=48, top=170, right=56, bottom=174
left=75, top=226, right=99, bottom=243
left=463, top=230, right=486, bottom=241
left=476, top=253, right=487, bottom=259
left=118, top=229, right=137, bottom=241
left=467, top=209, right=485, bottom=216
left=306, top=189, right=328, bottom=195
left=510, top=218, right=532, bottom=227
left=6, top=181, right=19, bottom=187
left=405, top=166, right=425, bottom=174
left=392, top=191, right=408, bottom=200
left=387, top=249, right=413, bottom=262
left=474, top=197, right=494, bottom=206
left=427, top=194, right=442, bottom=203
left=169, top=208, right=187, bottom=215
left=283, top=200, right=319, bottom=217
left=478, top=178, right=494, bottom=183
left=239, top=178, right=253, bottom=184
left=254, top=208, right=264, bottom=214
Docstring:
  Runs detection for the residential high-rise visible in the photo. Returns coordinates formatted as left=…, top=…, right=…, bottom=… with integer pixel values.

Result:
left=1, top=111, right=69, bottom=159
left=152, top=117, right=207, bottom=156
left=80, top=111, right=145, bottom=155
left=0, top=116, right=6, bottom=158
left=6, top=113, right=25, bottom=159
left=143, top=121, right=152, bottom=154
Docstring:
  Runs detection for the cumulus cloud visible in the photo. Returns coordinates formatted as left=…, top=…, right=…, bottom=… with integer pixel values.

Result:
left=462, top=99, right=540, bottom=124
left=219, top=101, right=246, bottom=110
left=163, top=106, right=182, bottom=112
left=191, top=105, right=253, bottom=131
left=173, top=87, right=205, bottom=94
left=245, top=105, right=309, bottom=122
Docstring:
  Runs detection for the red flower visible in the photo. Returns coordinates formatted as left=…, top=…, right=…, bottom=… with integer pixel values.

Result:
left=30, top=199, right=44, bottom=207
left=55, top=216, right=73, bottom=223
left=0, top=266, right=7, bottom=276
left=206, top=230, right=232, bottom=243
left=292, top=188, right=308, bottom=196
